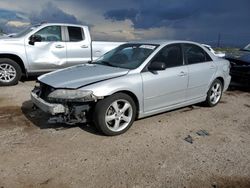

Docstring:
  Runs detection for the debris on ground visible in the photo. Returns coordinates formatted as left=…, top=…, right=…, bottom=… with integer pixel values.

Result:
left=184, top=135, right=193, bottom=144
left=196, top=130, right=210, bottom=136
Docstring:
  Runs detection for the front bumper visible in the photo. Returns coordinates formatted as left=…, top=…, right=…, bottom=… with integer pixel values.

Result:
left=224, top=75, right=231, bottom=91
left=31, top=92, right=66, bottom=115
left=230, top=66, right=250, bottom=86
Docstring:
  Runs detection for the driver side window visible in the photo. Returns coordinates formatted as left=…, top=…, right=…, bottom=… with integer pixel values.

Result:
left=152, top=44, right=183, bottom=68
left=34, top=26, right=62, bottom=42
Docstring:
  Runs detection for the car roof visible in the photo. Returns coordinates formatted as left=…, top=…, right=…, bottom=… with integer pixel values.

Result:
left=128, top=40, right=203, bottom=46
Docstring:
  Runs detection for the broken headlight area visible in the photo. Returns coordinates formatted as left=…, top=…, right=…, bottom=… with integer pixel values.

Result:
left=31, top=85, right=99, bottom=124
left=32, top=82, right=55, bottom=100
left=45, top=89, right=98, bottom=124
left=47, top=89, right=97, bottom=103
left=49, top=104, right=91, bottom=125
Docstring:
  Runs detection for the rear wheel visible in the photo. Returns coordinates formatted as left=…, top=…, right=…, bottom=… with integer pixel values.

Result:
left=93, top=93, right=136, bottom=136
left=0, top=58, right=22, bottom=86
left=205, top=79, right=223, bottom=107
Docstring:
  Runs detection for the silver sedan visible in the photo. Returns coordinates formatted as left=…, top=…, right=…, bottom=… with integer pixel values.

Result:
left=31, top=40, right=231, bottom=136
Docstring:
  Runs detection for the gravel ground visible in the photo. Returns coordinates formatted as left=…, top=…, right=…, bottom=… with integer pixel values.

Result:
left=0, top=80, right=249, bottom=188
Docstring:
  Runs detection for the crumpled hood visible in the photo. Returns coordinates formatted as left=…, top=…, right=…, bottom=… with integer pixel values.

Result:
left=226, top=50, right=250, bottom=64
left=38, top=64, right=129, bottom=89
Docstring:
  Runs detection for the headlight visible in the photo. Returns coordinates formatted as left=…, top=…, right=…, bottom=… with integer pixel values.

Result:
left=48, top=89, right=95, bottom=102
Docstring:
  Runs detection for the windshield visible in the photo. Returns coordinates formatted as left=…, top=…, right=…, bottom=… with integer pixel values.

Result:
left=243, top=44, right=250, bottom=51
left=94, top=43, right=159, bottom=69
left=12, top=25, right=40, bottom=38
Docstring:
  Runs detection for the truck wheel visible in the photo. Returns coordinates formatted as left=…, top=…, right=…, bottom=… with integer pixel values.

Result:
left=93, top=93, right=136, bottom=136
left=204, top=79, right=223, bottom=107
left=0, top=58, right=22, bottom=86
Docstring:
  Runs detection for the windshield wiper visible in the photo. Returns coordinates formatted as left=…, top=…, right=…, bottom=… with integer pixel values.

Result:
left=97, top=61, right=117, bottom=67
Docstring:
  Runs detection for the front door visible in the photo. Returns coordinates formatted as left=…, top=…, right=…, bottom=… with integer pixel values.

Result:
left=25, top=25, right=67, bottom=72
left=142, top=44, right=188, bottom=113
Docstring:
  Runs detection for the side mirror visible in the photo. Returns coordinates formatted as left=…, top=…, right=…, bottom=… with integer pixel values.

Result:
left=148, top=61, right=166, bottom=71
left=29, top=35, right=42, bottom=45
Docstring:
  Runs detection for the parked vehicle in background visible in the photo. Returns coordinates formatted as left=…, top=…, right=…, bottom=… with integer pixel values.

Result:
left=202, top=44, right=225, bottom=58
left=225, top=43, right=250, bottom=87
left=31, top=40, right=231, bottom=136
left=0, top=23, right=124, bottom=86
left=0, top=33, right=7, bottom=38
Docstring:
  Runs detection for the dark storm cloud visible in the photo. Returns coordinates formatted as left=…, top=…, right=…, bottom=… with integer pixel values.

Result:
left=103, top=0, right=250, bottom=46
left=30, top=2, right=81, bottom=24
left=0, top=2, right=82, bottom=33
left=104, top=0, right=250, bottom=29
left=104, top=1, right=196, bottom=29
left=0, top=8, right=26, bottom=20
left=1, top=0, right=250, bottom=46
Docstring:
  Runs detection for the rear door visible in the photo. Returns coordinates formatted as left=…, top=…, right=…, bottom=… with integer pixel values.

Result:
left=142, top=44, right=188, bottom=112
left=25, top=25, right=67, bottom=72
left=65, top=26, right=91, bottom=66
left=183, top=43, right=216, bottom=101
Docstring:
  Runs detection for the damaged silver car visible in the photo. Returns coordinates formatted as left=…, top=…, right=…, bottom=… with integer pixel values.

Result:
left=31, top=41, right=231, bottom=135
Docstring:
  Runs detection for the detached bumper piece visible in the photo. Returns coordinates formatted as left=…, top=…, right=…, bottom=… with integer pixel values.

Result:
left=31, top=92, right=66, bottom=115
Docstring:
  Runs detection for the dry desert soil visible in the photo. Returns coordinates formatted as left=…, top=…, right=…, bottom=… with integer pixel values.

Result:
left=0, top=81, right=249, bottom=188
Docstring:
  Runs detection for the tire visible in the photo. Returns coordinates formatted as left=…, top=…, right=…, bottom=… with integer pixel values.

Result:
left=93, top=93, right=136, bottom=136
left=204, top=79, right=223, bottom=107
left=0, top=58, right=22, bottom=86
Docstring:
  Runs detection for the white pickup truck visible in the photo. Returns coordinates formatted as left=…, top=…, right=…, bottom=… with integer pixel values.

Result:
left=0, top=23, right=124, bottom=86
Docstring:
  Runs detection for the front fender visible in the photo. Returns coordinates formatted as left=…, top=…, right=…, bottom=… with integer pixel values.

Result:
left=82, top=73, right=143, bottom=113
left=0, top=39, right=29, bottom=70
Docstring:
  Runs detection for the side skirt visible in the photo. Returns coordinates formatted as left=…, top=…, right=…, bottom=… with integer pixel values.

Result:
left=138, top=96, right=206, bottom=119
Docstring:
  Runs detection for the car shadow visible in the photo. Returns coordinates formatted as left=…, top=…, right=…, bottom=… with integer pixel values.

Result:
left=20, top=75, right=39, bottom=82
left=21, top=100, right=103, bottom=136
left=228, top=84, right=250, bottom=92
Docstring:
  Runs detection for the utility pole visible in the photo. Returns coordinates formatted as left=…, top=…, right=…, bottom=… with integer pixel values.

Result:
left=217, top=33, right=221, bottom=47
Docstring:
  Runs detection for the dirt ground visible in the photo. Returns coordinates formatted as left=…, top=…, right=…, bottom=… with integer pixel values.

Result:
left=0, top=80, right=249, bottom=188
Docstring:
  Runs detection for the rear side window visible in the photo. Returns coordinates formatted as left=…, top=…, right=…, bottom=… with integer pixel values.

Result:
left=183, top=44, right=212, bottom=64
left=68, top=26, right=84, bottom=42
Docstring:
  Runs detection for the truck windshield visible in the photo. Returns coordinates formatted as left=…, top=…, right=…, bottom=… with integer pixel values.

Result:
left=12, top=25, right=40, bottom=38
left=94, top=43, right=159, bottom=69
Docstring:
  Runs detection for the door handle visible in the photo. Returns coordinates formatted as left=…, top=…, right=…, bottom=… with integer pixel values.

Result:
left=81, top=45, right=89, bottom=48
left=55, top=45, right=65, bottom=48
left=178, top=71, right=187, bottom=77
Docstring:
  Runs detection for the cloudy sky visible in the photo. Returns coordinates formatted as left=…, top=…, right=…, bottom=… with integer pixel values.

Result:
left=0, top=0, right=250, bottom=47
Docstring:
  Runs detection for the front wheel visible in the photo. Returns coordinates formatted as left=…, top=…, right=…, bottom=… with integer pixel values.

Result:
left=93, top=93, right=136, bottom=136
left=205, top=79, right=223, bottom=107
left=0, top=58, right=22, bottom=86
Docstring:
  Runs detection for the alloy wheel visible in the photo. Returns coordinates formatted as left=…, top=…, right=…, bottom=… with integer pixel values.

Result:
left=105, top=99, right=133, bottom=132
left=0, top=63, right=17, bottom=83
left=210, top=82, right=222, bottom=105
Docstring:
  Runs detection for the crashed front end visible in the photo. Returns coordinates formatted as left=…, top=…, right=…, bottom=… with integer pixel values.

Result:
left=31, top=82, right=99, bottom=124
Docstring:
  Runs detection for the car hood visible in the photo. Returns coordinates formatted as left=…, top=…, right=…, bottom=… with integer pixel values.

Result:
left=38, top=64, right=129, bottom=89
left=226, top=50, right=250, bottom=64
left=0, top=37, right=21, bottom=42
left=0, top=37, right=23, bottom=47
